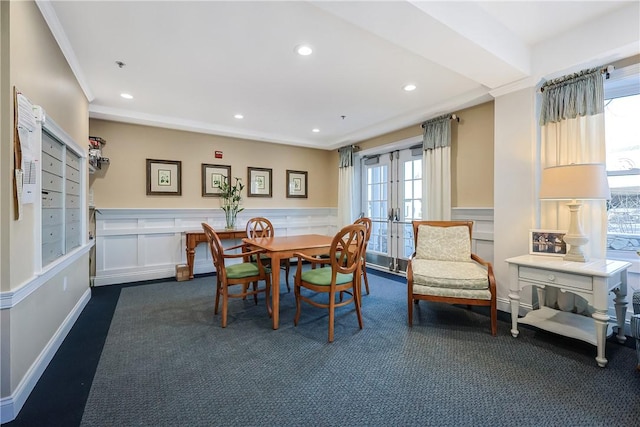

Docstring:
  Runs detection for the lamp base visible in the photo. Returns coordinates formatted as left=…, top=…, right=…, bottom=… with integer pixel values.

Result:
left=563, top=233, right=589, bottom=263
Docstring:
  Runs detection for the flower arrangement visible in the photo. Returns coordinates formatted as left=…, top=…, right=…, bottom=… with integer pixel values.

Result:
left=217, top=177, right=245, bottom=229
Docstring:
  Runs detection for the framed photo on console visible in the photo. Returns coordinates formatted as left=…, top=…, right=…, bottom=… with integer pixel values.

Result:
left=529, top=229, right=568, bottom=256
left=248, top=167, right=272, bottom=197
left=146, top=159, right=181, bottom=196
left=201, top=164, right=231, bottom=197
left=286, top=170, right=308, bottom=198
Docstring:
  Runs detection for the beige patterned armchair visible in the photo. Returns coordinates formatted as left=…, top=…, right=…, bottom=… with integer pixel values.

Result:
left=407, top=221, right=497, bottom=335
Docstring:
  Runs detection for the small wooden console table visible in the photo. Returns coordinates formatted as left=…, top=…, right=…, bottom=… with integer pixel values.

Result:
left=506, top=255, right=631, bottom=367
left=184, top=229, right=245, bottom=279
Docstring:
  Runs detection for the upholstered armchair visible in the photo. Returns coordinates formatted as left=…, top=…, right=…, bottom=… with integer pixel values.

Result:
left=407, top=221, right=497, bottom=335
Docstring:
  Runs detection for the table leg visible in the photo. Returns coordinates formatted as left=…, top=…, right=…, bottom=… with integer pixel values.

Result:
left=509, top=290, right=520, bottom=338
left=613, top=271, right=628, bottom=344
left=270, top=253, right=282, bottom=330
left=186, top=237, right=196, bottom=280
left=592, top=310, right=610, bottom=367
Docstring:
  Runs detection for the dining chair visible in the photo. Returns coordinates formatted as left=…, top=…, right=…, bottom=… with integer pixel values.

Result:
left=293, top=223, right=367, bottom=342
left=246, top=217, right=291, bottom=292
left=202, top=223, right=272, bottom=328
left=353, top=217, right=372, bottom=297
left=407, top=220, right=497, bottom=336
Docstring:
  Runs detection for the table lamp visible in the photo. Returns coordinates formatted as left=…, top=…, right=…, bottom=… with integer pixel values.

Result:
left=539, top=163, right=611, bottom=262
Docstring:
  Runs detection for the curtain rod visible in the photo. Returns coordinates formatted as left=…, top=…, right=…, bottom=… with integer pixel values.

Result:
left=540, top=65, right=613, bottom=92
left=421, top=114, right=459, bottom=128
left=337, top=144, right=360, bottom=152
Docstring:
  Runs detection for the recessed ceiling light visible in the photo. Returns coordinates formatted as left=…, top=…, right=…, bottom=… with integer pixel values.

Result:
left=295, top=44, right=313, bottom=56
left=120, top=93, right=133, bottom=99
left=312, top=128, right=320, bottom=133
left=234, top=114, right=244, bottom=119
left=403, top=84, right=417, bottom=92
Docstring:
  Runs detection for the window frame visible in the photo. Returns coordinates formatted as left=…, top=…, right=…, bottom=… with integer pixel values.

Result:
left=603, top=63, right=640, bottom=265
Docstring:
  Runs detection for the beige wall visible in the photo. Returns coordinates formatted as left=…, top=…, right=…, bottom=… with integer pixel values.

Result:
left=2, top=0, right=89, bottom=406
left=451, top=102, right=494, bottom=207
left=356, top=102, right=495, bottom=208
left=9, top=0, right=89, bottom=289
left=89, top=120, right=338, bottom=209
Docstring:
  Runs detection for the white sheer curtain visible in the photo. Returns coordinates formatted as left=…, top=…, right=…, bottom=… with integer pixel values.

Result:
left=539, top=67, right=607, bottom=314
left=422, top=114, right=452, bottom=220
left=337, top=146, right=354, bottom=228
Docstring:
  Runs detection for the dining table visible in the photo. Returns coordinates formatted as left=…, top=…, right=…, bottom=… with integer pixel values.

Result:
left=243, top=233, right=334, bottom=330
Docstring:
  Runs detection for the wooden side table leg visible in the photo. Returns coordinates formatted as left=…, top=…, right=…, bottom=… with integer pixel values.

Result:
left=186, top=237, right=196, bottom=280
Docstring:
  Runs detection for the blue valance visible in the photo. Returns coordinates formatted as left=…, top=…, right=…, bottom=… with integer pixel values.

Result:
left=422, top=114, right=451, bottom=150
left=539, top=67, right=604, bottom=126
left=338, top=146, right=353, bottom=168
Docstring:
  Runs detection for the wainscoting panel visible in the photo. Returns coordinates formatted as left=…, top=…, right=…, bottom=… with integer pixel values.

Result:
left=94, top=208, right=337, bottom=286
left=452, top=207, right=495, bottom=265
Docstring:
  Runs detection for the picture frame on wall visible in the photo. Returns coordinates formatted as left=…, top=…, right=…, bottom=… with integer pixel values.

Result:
left=286, top=170, right=308, bottom=198
left=529, top=229, right=568, bottom=256
left=146, top=159, right=182, bottom=196
left=248, top=167, right=272, bottom=197
left=201, top=164, right=231, bottom=197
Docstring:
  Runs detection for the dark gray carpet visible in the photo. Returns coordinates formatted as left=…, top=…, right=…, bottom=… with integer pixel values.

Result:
left=80, top=271, right=640, bottom=427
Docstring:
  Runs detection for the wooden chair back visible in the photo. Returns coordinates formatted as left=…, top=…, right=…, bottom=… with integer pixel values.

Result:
left=246, top=217, right=274, bottom=238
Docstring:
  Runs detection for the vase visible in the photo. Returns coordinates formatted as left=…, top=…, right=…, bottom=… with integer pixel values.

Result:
left=224, top=209, right=237, bottom=230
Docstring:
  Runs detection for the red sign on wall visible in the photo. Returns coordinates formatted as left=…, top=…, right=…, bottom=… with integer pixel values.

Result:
left=215, top=151, right=223, bottom=159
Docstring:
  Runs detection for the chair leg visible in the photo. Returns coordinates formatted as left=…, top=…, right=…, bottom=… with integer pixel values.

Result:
left=293, top=282, right=301, bottom=326
left=408, top=288, right=413, bottom=326
left=252, top=281, right=258, bottom=305
left=265, top=276, right=272, bottom=317
left=354, top=282, right=363, bottom=330
left=362, top=261, right=370, bottom=295
left=214, top=278, right=221, bottom=315
left=221, top=285, right=229, bottom=328
left=490, top=300, right=497, bottom=336
left=328, top=292, right=336, bottom=343
left=283, top=260, right=291, bottom=293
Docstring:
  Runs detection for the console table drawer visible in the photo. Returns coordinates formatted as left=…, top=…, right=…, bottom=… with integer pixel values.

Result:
left=519, top=266, right=593, bottom=291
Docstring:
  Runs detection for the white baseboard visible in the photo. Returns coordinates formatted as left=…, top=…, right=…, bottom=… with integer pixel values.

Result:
left=0, top=288, right=91, bottom=424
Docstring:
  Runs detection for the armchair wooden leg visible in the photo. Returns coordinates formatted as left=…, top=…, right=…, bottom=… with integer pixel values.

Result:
left=490, top=302, right=497, bottom=336
left=408, top=288, right=413, bottom=326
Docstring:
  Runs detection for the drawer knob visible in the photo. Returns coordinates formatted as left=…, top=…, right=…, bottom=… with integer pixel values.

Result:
left=548, top=274, right=555, bottom=281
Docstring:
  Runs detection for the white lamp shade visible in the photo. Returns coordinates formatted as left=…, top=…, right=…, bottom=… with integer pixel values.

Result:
left=539, top=163, right=611, bottom=200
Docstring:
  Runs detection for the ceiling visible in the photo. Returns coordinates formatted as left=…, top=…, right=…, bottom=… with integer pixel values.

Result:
left=37, top=1, right=637, bottom=150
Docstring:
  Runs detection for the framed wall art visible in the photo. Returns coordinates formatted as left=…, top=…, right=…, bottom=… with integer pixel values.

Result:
left=201, top=164, right=231, bottom=197
left=286, top=170, right=308, bottom=198
left=247, top=167, right=272, bottom=197
left=146, top=159, right=182, bottom=196
left=529, top=229, right=568, bottom=256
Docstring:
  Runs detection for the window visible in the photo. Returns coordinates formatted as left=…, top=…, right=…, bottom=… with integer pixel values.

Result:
left=604, top=64, right=640, bottom=259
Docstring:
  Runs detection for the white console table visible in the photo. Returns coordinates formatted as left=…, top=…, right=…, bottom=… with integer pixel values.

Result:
left=506, top=255, right=631, bottom=367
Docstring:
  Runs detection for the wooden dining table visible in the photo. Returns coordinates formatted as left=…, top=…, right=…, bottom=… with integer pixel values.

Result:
left=243, top=234, right=334, bottom=330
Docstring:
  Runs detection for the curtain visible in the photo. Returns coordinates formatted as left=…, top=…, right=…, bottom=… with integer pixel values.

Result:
left=422, top=114, right=452, bottom=220
left=539, top=66, right=607, bottom=314
left=337, top=146, right=354, bottom=228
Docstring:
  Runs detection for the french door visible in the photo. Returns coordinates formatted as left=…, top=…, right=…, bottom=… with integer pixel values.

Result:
left=361, top=148, right=422, bottom=273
